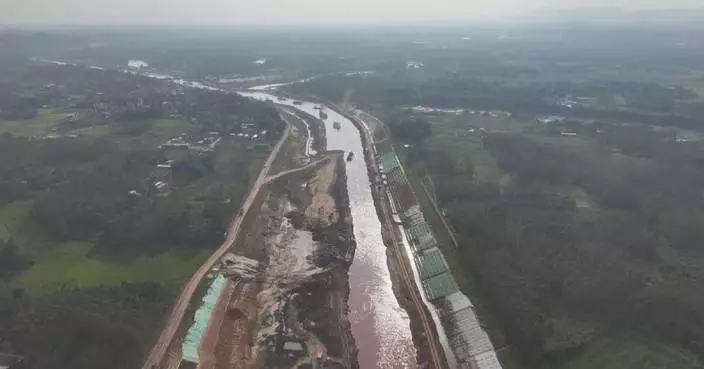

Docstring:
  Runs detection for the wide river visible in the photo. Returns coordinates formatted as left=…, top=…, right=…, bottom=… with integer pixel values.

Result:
left=241, top=92, right=418, bottom=369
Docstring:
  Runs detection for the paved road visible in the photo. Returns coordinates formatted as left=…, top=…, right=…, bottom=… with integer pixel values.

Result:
left=141, top=117, right=291, bottom=369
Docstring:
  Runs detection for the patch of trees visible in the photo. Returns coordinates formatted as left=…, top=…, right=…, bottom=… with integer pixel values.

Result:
left=0, top=63, right=285, bottom=144
left=1, top=133, right=242, bottom=258
left=0, top=282, right=173, bottom=369
left=29, top=149, right=233, bottom=256
left=181, top=90, right=285, bottom=140
left=0, top=61, right=284, bottom=369
left=97, top=195, right=229, bottom=256
left=292, top=73, right=704, bottom=133
left=0, top=88, right=49, bottom=120
left=419, top=133, right=704, bottom=366
left=0, top=134, right=116, bottom=206
left=388, top=114, right=431, bottom=145
left=0, top=240, right=33, bottom=279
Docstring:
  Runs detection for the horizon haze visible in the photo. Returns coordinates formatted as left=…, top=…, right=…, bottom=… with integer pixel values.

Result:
left=1, top=0, right=704, bottom=26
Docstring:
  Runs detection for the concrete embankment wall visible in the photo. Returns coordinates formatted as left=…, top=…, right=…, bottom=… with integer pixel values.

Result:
left=375, top=149, right=504, bottom=369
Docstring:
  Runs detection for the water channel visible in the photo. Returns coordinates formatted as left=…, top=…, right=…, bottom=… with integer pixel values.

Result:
left=41, top=59, right=420, bottom=368
left=241, top=92, right=418, bottom=369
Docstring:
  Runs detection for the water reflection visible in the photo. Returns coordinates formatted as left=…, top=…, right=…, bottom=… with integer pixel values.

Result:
left=241, top=92, right=418, bottom=369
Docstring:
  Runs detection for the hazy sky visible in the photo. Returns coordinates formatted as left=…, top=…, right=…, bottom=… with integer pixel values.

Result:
left=1, top=0, right=702, bottom=25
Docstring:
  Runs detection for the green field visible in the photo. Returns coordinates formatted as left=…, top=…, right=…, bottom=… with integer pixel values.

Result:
left=0, top=200, right=33, bottom=242
left=15, top=241, right=208, bottom=294
left=559, top=338, right=702, bottom=369
left=0, top=200, right=208, bottom=295
left=432, top=113, right=531, bottom=134
left=74, top=124, right=111, bottom=137
left=73, top=117, right=188, bottom=140
left=149, top=117, right=189, bottom=139
left=0, top=108, right=67, bottom=136
left=0, top=115, right=260, bottom=297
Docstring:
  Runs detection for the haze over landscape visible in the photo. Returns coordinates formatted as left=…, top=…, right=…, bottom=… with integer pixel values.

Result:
left=1, top=0, right=704, bottom=25
left=4, top=1, right=704, bottom=369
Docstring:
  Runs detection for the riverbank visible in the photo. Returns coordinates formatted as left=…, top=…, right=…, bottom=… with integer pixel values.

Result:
left=360, top=112, right=505, bottom=369
left=240, top=91, right=419, bottom=369
left=196, top=151, right=358, bottom=369
left=332, top=104, right=449, bottom=369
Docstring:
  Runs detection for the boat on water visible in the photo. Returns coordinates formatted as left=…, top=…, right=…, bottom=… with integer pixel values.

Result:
left=347, top=152, right=354, bottom=161
left=293, top=100, right=303, bottom=105
left=333, top=121, right=341, bottom=130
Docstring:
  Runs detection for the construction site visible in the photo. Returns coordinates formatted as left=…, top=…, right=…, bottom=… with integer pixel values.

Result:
left=157, top=107, right=358, bottom=369
left=149, top=90, right=502, bottom=369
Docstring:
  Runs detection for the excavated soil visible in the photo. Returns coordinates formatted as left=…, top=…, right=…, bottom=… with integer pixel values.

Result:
left=210, top=154, right=357, bottom=369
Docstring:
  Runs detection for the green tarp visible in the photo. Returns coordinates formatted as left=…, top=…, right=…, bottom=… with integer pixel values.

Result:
left=408, top=222, right=431, bottom=238
left=423, top=272, right=458, bottom=300
left=182, top=274, right=226, bottom=363
left=380, top=152, right=400, bottom=173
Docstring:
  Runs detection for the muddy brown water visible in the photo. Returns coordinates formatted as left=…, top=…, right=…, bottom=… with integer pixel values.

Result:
left=51, top=61, right=421, bottom=369
left=241, top=92, right=418, bottom=369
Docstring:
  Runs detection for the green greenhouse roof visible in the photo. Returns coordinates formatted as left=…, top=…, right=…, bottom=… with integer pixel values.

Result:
left=380, top=153, right=400, bottom=173
left=407, top=222, right=431, bottom=238
left=416, top=233, right=438, bottom=250
left=423, top=272, right=458, bottom=301
left=416, top=247, right=449, bottom=280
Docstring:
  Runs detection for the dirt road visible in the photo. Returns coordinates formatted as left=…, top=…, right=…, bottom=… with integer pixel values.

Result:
left=141, top=117, right=291, bottom=369
left=264, top=155, right=331, bottom=183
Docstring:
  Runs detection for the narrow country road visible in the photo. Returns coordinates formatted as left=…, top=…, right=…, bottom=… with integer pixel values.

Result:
left=141, top=117, right=291, bottom=369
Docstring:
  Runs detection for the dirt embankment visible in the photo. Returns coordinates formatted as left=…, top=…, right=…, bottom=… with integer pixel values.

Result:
left=212, top=152, right=357, bottom=369
left=271, top=114, right=310, bottom=174
left=292, top=109, right=327, bottom=154
left=279, top=153, right=358, bottom=369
